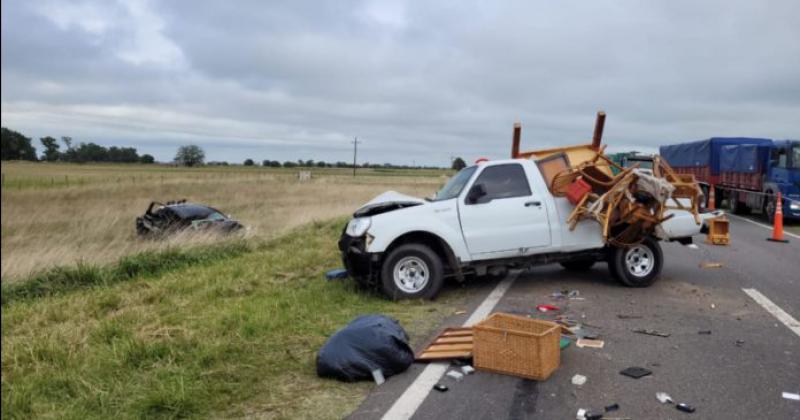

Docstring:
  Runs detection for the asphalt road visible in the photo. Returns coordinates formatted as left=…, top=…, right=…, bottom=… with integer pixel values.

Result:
left=349, top=216, right=800, bottom=420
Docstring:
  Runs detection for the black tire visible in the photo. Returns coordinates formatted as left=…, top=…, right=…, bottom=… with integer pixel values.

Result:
left=763, top=191, right=776, bottom=223
left=380, top=243, right=444, bottom=300
left=560, top=260, right=596, bottom=271
left=609, top=237, right=663, bottom=288
left=727, top=193, right=750, bottom=215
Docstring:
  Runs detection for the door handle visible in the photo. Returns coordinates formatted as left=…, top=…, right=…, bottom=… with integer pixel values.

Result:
left=525, top=201, right=542, bottom=207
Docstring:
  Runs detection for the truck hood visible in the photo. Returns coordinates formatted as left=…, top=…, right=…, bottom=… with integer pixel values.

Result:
left=353, top=191, right=426, bottom=217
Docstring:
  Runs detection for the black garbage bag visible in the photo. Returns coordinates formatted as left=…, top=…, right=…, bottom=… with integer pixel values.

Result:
left=316, top=314, right=414, bottom=382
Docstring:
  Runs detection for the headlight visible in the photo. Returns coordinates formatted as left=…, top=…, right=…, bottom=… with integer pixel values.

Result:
left=346, top=217, right=371, bottom=236
left=790, top=202, right=800, bottom=211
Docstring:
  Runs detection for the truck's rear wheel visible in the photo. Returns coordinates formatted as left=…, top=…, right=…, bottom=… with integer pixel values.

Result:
left=560, top=260, right=596, bottom=271
left=381, top=243, right=444, bottom=300
left=610, top=237, right=663, bottom=287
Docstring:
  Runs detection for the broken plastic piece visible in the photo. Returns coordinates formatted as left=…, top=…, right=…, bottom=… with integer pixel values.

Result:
left=371, top=369, right=385, bottom=385
left=537, top=304, right=560, bottom=312
left=619, top=366, right=652, bottom=379
left=656, top=392, right=673, bottom=404
left=783, top=392, right=800, bottom=401
left=446, top=370, right=464, bottom=381
left=735, top=339, right=745, bottom=347
left=325, top=268, right=348, bottom=280
left=676, top=403, right=695, bottom=413
left=686, top=243, right=699, bottom=249
left=576, top=338, right=605, bottom=348
left=605, top=403, right=620, bottom=412
left=576, top=408, right=587, bottom=419
left=433, top=384, right=448, bottom=392
left=560, top=337, right=571, bottom=349
left=461, top=365, right=475, bottom=375
left=571, top=374, right=587, bottom=386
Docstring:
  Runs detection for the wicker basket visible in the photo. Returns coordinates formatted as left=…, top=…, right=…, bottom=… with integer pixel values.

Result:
left=473, top=313, right=560, bottom=380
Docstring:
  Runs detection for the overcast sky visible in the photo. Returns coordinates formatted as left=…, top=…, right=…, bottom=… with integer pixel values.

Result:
left=2, top=1, right=799, bottom=165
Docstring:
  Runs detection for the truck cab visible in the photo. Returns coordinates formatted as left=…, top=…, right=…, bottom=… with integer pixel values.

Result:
left=339, top=159, right=719, bottom=300
left=764, top=140, right=800, bottom=220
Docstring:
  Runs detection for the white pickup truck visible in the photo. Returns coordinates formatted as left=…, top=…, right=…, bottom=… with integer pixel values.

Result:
left=339, top=159, right=721, bottom=300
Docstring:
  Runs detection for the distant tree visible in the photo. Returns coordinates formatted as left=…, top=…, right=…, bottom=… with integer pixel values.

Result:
left=140, top=154, right=155, bottom=164
left=316, top=160, right=326, bottom=168
left=451, top=157, right=467, bottom=171
left=174, top=145, right=205, bottom=167
left=40, top=136, right=60, bottom=161
left=244, top=158, right=255, bottom=166
left=262, top=159, right=270, bottom=167
left=283, top=161, right=297, bottom=168
left=1, top=127, right=37, bottom=161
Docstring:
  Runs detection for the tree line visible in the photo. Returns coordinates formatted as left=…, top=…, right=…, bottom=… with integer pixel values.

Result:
left=1, top=127, right=154, bottom=163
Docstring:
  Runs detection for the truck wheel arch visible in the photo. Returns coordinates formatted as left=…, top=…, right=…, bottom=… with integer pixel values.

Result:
left=384, top=231, right=464, bottom=282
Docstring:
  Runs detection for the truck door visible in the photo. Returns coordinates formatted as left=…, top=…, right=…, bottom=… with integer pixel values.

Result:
left=458, top=163, right=551, bottom=257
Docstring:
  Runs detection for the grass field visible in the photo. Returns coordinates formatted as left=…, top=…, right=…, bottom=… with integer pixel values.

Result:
left=1, top=161, right=464, bottom=419
left=2, top=220, right=467, bottom=419
left=1, top=162, right=451, bottom=281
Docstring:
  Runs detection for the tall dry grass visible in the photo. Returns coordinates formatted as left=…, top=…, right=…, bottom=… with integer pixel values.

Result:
left=1, top=163, right=448, bottom=281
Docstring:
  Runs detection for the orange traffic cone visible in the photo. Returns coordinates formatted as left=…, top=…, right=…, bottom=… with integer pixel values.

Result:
left=767, top=191, right=789, bottom=243
left=707, top=185, right=716, bottom=210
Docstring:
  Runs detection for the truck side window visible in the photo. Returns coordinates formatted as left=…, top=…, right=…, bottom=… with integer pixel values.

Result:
left=772, top=148, right=787, bottom=168
left=472, top=164, right=531, bottom=202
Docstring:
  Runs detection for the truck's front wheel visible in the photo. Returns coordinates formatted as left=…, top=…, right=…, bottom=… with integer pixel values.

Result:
left=381, top=243, right=444, bottom=300
left=609, top=237, right=663, bottom=287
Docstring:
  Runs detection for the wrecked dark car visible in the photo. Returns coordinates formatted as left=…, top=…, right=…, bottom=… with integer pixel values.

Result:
left=136, top=200, right=244, bottom=237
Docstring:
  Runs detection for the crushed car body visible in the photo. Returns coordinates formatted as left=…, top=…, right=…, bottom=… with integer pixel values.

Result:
left=135, top=199, right=243, bottom=237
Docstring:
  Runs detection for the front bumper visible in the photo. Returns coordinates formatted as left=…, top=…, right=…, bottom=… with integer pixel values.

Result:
left=338, top=229, right=381, bottom=287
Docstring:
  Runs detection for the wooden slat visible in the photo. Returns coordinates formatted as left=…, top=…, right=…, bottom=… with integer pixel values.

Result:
left=433, top=336, right=474, bottom=344
left=417, top=350, right=472, bottom=360
left=441, top=330, right=473, bottom=337
left=427, top=343, right=473, bottom=352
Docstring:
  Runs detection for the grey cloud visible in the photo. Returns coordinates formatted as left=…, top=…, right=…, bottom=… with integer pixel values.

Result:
left=2, top=0, right=799, bottom=165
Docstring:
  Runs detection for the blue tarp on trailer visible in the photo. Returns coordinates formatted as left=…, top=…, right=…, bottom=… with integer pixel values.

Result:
left=660, top=137, right=772, bottom=175
left=720, top=144, right=768, bottom=173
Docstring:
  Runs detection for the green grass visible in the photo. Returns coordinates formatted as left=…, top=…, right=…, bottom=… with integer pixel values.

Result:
left=1, top=219, right=463, bottom=419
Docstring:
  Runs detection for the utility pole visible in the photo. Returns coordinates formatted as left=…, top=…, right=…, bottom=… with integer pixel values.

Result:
left=352, top=136, right=361, bottom=177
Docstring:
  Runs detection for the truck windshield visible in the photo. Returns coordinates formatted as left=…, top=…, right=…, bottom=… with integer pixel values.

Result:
left=433, top=166, right=478, bottom=201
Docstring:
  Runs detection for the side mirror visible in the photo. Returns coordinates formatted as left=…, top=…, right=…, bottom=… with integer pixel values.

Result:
left=467, top=183, right=488, bottom=204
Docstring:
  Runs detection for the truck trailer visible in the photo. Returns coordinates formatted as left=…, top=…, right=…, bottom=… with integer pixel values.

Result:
left=660, top=138, right=800, bottom=221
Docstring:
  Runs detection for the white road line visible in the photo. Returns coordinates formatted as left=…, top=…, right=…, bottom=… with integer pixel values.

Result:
left=380, top=273, right=518, bottom=420
left=728, top=214, right=800, bottom=239
left=742, top=288, right=800, bottom=338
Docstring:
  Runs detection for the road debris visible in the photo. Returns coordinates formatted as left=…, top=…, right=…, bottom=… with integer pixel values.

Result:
left=619, top=366, right=652, bottom=379
left=560, top=337, right=571, bottom=349
left=605, top=403, right=620, bottom=412
left=446, top=370, right=464, bottom=381
left=676, top=402, right=696, bottom=413
left=571, top=374, right=587, bottom=386
left=325, top=268, right=348, bottom=280
left=454, top=310, right=467, bottom=315
left=699, top=262, right=723, bottom=269
left=576, top=338, right=605, bottom=349
left=782, top=392, right=800, bottom=401
left=656, top=392, right=673, bottom=404
left=433, top=384, right=448, bottom=392
left=735, top=339, right=745, bottom=347
left=537, top=304, right=561, bottom=313
left=617, top=314, right=643, bottom=320
left=632, top=328, right=671, bottom=338
left=576, top=408, right=587, bottom=419
left=686, top=243, right=699, bottom=249
left=461, top=365, right=475, bottom=375
left=698, top=330, right=712, bottom=335
left=473, top=313, right=561, bottom=380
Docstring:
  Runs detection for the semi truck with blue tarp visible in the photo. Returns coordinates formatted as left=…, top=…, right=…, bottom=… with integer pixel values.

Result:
left=660, top=138, right=800, bottom=221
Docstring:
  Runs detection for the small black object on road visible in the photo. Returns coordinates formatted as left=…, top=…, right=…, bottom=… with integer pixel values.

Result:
left=433, top=384, right=448, bottom=392
left=619, top=366, right=653, bottom=379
